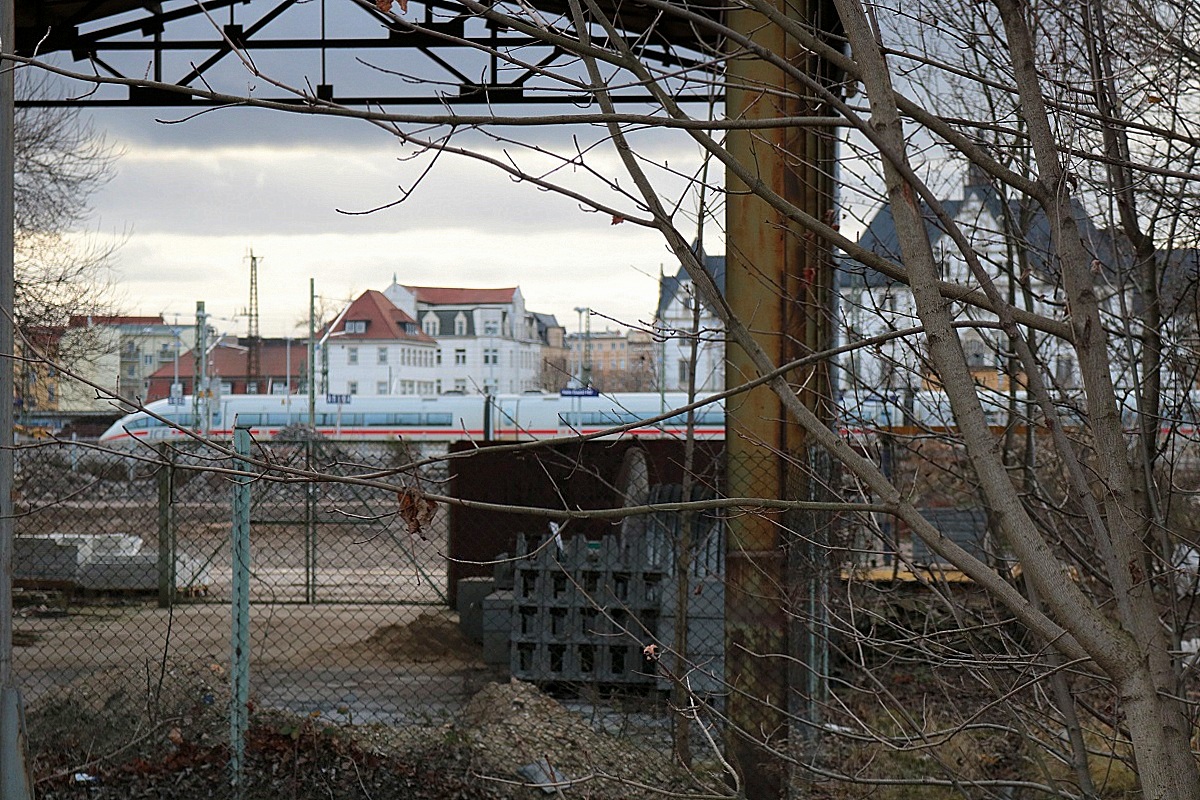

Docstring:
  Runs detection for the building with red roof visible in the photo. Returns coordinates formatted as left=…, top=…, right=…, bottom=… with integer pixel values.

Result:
left=320, top=289, right=439, bottom=397
left=382, top=280, right=555, bottom=394
left=145, top=336, right=309, bottom=401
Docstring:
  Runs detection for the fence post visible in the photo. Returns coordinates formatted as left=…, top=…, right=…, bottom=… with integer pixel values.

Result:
left=305, top=437, right=317, bottom=604
left=157, top=444, right=175, bottom=609
left=230, top=425, right=252, bottom=799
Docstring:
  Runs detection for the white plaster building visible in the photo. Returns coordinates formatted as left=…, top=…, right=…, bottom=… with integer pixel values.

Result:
left=837, top=172, right=1084, bottom=418
left=384, top=282, right=545, bottom=394
left=836, top=171, right=1200, bottom=425
left=55, top=315, right=195, bottom=411
left=653, top=254, right=726, bottom=394
left=321, top=290, right=439, bottom=396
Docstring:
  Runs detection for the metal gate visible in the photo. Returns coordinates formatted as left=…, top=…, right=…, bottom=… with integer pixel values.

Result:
left=165, top=437, right=448, bottom=606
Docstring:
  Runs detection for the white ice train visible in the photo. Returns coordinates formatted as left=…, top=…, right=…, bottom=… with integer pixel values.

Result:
left=97, top=391, right=727, bottom=445
left=97, top=387, right=1200, bottom=446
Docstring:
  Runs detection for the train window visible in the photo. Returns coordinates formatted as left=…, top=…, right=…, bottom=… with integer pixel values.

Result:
left=263, top=414, right=291, bottom=426
left=663, top=409, right=724, bottom=425
left=124, top=418, right=149, bottom=430
left=562, top=411, right=648, bottom=426
left=237, top=414, right=263, bottom=426
left=425, top=413, right=453, bottom=426
left=393, top=413, right=422, bottom=426
left=363, top=413, right=390, bottom=426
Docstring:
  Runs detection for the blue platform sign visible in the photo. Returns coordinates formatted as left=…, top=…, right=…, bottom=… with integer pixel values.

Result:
left=326, top=393, right=352, bottom=405
left=560, top=387, right=599, bottom=397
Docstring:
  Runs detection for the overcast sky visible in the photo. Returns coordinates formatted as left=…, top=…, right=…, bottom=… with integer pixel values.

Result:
left=73, top=100, right=712, bottom=341
left=37, top=0, right=900, bottom=345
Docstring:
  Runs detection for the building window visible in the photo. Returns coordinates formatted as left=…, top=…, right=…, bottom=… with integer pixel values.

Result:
left=484, top=348, right=498, bottom=365
left=1056, top=354, right=1077, bottom=387
left=347, top=347, right=358, bottom=365
left=963, top=339, right=989, bottom=370
left=377, top=380, right=388, bottom=395
left=454, top=378, right=467, bottom=392
left=483, top=320, right=499, bottom=336
left=436, top=349, right=443, bottom=365
left=436, top=380, right=442, bottom=394
left=247, top=382, right=259, bottom=394
left=348, top=381, right=358, bottom=395
left=678, top=360, right=690, bottom=386
left=454, top=348, right=467, bottom=365
left=345, top=320, right=367, bottom=334
left=454, top=313, right=468, bottom=336
left=423, top=313, right=440, bottom=337
left=378, top=346, right=388, bottom=365
left=142, top=354, right=154, bottom=367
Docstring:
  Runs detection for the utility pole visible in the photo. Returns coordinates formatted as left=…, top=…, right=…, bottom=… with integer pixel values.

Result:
left=308, top=279, right=315, bottom=429
left=171, top=316, right=182, bottom=405
left=573, top=306, right=592, bottom=387
left=1, top=0, right=34, bottom=789
left=194, top=302, right=210, bottom=435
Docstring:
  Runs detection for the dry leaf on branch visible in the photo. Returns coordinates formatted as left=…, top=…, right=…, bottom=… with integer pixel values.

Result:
left=397, top=487, right=437, bottom=537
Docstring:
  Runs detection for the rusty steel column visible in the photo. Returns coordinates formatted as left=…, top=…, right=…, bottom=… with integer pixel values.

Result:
left=724, top=1, right=840, bottom=797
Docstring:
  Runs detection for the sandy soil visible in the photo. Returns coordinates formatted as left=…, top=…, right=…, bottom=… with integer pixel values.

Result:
left=15, top=601, right=499, bottom=725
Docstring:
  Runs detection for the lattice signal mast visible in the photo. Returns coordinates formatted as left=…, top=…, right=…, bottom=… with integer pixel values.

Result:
left=246, top=251, right=261, bottom=392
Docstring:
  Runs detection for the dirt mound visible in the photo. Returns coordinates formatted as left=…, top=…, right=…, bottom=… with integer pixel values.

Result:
left=27, top=660, right=233, bottom=779
left=449, top=680, right=708, bottom=799
left=28, top=670, right=721, bottom=800
left=359, top=608, right=482, bottom=664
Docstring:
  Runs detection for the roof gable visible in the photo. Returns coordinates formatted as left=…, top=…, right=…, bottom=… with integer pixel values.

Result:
left=840, top=181, right=1097, bottom=288
left=657, top=252, right=726, bottom=319
left=332, top=290, right=436, bottom=343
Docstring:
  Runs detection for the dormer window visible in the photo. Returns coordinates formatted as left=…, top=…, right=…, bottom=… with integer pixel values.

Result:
left=422, top=312, right=440, bottom=337
left=454, top=313, right=468, bottom=336
left=345, top=320, right=368, bottom=334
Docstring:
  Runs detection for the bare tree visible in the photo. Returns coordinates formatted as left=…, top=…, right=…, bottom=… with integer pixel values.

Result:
left=16, top=0, right=1200, bottom=797
left=13, top=73, right=122, bottom=393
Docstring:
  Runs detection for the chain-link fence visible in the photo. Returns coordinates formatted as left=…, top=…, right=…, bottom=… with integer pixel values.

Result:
left=12, top=435, right=805, bottom=798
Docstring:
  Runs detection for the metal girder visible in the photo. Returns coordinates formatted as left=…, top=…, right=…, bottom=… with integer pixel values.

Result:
left=16, top=0, right=722, bottom=106
left=723, top=0, right=842, bottom=795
